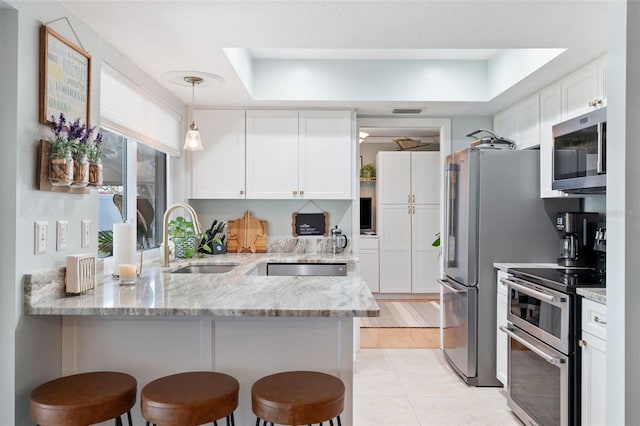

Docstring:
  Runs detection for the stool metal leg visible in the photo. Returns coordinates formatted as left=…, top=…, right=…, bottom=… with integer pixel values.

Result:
left=230, top=412, right=235, bottom=426
left=337, top=415, right=342, bottom=426
left=126, top=410, right=133, bottom=426
left=255, top=418, right=260, bottom=426
left=214, top=421, right=218, bottom=426
left=115, top=415, right=122, bottom=426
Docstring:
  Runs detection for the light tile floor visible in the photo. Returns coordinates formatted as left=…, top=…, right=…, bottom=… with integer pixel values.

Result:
left=353, top=348, right=522, bottom=426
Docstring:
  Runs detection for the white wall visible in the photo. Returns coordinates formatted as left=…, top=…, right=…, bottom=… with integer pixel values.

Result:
left=607, top=1, right=640, bottom=424
left=3, top=2, right=188, bottom=423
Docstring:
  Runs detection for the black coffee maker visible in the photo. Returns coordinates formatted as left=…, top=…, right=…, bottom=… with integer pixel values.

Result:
left=556, top=212, right=599, bottom=267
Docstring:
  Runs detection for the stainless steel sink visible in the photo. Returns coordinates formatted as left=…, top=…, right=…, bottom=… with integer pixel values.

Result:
left=265, top=263, right=347, bottom=276
left=171, top=264, right=237, bottom=274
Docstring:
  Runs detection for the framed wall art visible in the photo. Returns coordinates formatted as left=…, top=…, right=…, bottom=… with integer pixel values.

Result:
left=39, top=25, right=91, bottom=125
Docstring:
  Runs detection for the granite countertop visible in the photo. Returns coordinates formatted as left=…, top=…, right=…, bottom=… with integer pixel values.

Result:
left=577, top=288, right=606, bottom=305
left=493, top=262, right=560, bottom=272
left=24, top=253, right=379, bottom=318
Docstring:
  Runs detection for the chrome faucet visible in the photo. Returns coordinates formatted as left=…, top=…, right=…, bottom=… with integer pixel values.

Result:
left=161, top=203, right=202, bottom=267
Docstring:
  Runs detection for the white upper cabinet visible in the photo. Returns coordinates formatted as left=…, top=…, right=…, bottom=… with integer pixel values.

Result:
left=561, top=56, right=607, bottom=119
left=377, top=152, right=411, bottom=204
left=299, top=110, right=352, bottom=199
left=539, top=82, right=568, bottom=198
left=412, top=152, right=441, bottom=204
left=246, top=110, right=300, bottom=199
left=493, top=108, right=516, bottom=143
left=190, top=109, right=246, bottom=199
left=246, top=110, right=352, bottom=199
left=514, top=93, right=540, bottom=150
left=494, top=93, right=540, bottom=150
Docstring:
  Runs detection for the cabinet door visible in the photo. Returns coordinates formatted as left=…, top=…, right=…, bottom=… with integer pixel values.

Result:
left=493, top=107, right=516, bottom=141
left=377, top=152, right=411, bottom=205
left=539, top=82, right=570, bottom=198
left=496, top=270, right=509, bottom=386
left=411, top=152, right=441, bottom=205
left=562, top=62, right=598, bottom=119
left=299, top=110, right=352, bottom=199
left=581, top=331, right=606, bottom=426
left=190, top=110, right=246, bottom=199
left=378, top=204, right=412, bottom=293
left=246, top=110, right=299, bottom=199
left=411, top=205, right=440, bottom=293
left=359, top=247, right=380, bottom=293
left=514, top=93, right=540, bottom=150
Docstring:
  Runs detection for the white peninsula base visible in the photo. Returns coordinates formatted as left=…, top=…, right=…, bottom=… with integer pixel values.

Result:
left=61, top=316, right=354, bottom=426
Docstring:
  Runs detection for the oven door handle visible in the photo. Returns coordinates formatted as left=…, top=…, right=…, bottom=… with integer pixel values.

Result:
left=501, top=278, right=566, bottom=303
left=438, top=279, right=463, bottom=294
left=499, top=325, right=567, bottom=365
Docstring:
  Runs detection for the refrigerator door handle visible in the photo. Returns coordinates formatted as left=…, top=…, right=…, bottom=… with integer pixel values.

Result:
left=438, top=278, right=463, bottom=294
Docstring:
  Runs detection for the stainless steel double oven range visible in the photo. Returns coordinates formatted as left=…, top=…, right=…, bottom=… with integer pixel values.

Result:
left=500, top=268, right=605, bottom=426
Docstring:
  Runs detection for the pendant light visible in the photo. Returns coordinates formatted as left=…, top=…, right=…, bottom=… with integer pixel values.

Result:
left=183, top=76, right=204, bottom=151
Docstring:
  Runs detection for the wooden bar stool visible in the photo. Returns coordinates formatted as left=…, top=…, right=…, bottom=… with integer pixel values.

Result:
left=29, top=371, right=137, bottom=426
left=252, top=371, right=345, bottom=426
left=141, top=371, right=239, bottom=426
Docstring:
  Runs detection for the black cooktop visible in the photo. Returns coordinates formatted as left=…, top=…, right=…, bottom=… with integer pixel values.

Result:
left=508, top=267, right=606, bottom=293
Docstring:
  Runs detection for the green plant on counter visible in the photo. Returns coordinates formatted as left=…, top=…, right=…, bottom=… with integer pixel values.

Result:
left=360, top=163, right=376, bottom=180
left=98, top=230, right=113, bottom=257
left=168, top=216, right=211, bottom=258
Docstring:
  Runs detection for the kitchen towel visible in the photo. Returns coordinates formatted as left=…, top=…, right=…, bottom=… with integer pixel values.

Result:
left=360, top=301, right=440, bottom=328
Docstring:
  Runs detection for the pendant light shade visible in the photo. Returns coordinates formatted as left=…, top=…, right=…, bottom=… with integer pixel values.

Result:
left=183, top=76, right=204, bottom=151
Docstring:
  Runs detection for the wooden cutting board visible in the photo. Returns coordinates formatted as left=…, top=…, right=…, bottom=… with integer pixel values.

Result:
left=226, top=211, right=268, bottom=253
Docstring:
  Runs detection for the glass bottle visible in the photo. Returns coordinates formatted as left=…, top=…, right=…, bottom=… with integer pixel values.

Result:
left=89, top=157, right=103, bottom=187
left=71, top=153, right=89, bottom=187
left=49, top=149, right=73, bottom=187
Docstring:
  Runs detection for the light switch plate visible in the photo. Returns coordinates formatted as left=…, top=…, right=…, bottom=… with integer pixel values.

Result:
left=56, top=220, right=68, bottom=251
left=34, top=221, right=48, bottom=255
left=81, top=220, right=91, bottom=248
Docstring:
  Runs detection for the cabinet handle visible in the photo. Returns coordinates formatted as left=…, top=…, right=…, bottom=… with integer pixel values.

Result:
left=240, top=190, right=244, bottom=195
left=578, top=339, right=587, bottom=348
left=408, top=206, right=411, bottom=214
left=597, top=98, right=603, bottom=105
left=412, top=206, right=415, bottom=214
left=300, top=190, right=304, bottom=196
left=594, top=315, right=606, bottom=325
left=589, top=100, right=595, bottom=107
left=408, top=194, right=411, bottom=203
left=293, top=190, right=298, bottom=196
left=412, top=194, right=415, bottom=203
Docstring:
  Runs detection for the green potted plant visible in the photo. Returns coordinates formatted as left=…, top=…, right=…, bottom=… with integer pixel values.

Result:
left=168, top=216, right=211, bottom=258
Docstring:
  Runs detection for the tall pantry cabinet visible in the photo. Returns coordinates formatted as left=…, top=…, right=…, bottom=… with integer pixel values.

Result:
left=377, top=151, right=440, bottom=293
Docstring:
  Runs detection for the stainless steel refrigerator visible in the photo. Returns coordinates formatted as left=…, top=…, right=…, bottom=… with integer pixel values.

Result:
left=439, top=147, right=579, bottom=386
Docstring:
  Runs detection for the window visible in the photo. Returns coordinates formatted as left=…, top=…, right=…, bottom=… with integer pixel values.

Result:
left=97, top=127, right=167, bottom=257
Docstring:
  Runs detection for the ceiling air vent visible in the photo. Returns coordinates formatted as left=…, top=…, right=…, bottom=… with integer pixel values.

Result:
left=392, top=108, right=423, bottom=114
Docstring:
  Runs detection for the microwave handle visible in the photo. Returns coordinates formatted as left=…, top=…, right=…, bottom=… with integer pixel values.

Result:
left=597, top=122, right=604, bottom=174
left=500, top=325, right=567, bottom=365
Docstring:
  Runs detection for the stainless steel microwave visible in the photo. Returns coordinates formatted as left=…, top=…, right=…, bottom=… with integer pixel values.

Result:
left=552, top=107, right=606, bottom=193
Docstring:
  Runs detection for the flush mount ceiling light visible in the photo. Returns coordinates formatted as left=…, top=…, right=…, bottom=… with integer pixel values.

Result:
left=359, top=131, right=369, bottom=144
left=183, top=76, right=204, bottom=151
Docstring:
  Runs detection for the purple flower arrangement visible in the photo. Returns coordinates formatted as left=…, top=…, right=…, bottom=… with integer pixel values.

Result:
left=49, top=113, right=102, bottom=160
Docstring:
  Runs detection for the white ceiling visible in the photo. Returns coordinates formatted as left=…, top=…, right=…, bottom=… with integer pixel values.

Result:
left=60, top=0, right=608, bottom=117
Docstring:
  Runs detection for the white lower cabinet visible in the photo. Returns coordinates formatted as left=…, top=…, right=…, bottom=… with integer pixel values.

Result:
left=358, top=236, right=379, bottom=293
left=496, top=270, right=508, bottom=386
left=581, top=298, right=607, bottom=426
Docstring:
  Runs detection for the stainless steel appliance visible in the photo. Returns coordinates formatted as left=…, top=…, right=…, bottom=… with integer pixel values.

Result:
left=440, top=148, right=579, bottom=386
left=501, top=267, right=606, bottom=426
left=552, top=107, right=606, bottom=193
left=556, top=212, right=599, bottom=267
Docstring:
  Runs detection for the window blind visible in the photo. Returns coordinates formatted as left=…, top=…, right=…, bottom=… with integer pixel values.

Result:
left=100, top=62, right=182, bottom=156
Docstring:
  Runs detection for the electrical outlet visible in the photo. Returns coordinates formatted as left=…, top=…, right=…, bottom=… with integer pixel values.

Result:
left=81, top=220, right=91, bottom=248
left=56, top=220, right=68, bottom=251
left=34, top=221, right=48, bottom=255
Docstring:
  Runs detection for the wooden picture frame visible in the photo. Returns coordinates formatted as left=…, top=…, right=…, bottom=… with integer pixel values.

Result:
left=39, top=25, right=91, bottom=125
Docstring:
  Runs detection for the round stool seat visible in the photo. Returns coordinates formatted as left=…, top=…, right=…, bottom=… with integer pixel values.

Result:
left=252, top=371, right=345, bottom=425
left=141, top=371, right=239, bottom=426
left=30, top=371, right=137, bottom=426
